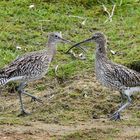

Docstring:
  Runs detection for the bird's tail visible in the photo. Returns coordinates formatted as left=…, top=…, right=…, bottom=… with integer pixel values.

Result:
left=0, top=71, right=8, bottom=86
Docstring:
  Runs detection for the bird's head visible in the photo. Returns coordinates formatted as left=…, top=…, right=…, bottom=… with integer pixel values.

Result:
left=48, top=32, right=71, bottom=44
left=66, top=32, right=107, bottom=53
left=91, top=32, right=106, bottom=44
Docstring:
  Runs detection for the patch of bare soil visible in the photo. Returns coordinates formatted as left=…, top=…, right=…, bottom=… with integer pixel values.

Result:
left=0, top=120, right=111, bottom=140
left=0, top=119, right=140, bottom=140
left=0, top=72, right=140, bottom=139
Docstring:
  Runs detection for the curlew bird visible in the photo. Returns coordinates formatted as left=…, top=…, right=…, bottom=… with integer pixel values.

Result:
left=0, top=32, right=70, bottom=116
left=67, top=32, right=140, bottom=120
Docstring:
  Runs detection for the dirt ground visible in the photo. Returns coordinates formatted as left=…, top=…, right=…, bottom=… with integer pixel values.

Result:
left=0, top=73, right=140, bottom=140
left=0, top=119, right=140, bottom=140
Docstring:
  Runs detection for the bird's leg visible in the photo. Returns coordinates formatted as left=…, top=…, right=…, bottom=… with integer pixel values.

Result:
left=22, top=91, right=43, bottom=103
left=110, top=89, right=132, bottom=121
left=17, top=82, right=43, bottom=103
left=119, top=92, right=126, bottom=107
left=16, top=83, right=30, bottom=116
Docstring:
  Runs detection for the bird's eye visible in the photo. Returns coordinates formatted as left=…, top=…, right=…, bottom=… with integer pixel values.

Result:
left=54, top=35, right=58, bottom=38
left=93, top=35, right=99, bottom=39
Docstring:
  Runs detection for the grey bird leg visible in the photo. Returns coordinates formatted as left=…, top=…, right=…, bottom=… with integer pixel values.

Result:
left=110, top=90, right=132, bottom=121
left=23, top=91, right=43, bottom=103
left=17, top=83, right=30, bottom=116
left=119, top=92, right=126, bottom=107
left=16, top=82, right=43, bottom=116
left=17, top=82, right=42, bottom=103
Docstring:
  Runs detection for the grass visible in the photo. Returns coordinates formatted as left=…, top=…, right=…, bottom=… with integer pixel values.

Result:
left=0, top=0, right=140, bottom=139
left=0, top=0, right=140, bottom=71
left=62, top=127, right=120, bottom=140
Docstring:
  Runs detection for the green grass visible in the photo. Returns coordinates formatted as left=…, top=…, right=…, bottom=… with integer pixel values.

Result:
left=0, top=0, right=140, bottom=139
left=0, top=0, right=139, bottom=73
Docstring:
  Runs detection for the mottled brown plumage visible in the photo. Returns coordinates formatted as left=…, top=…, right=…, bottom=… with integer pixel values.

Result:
left=0, top=32, right=70, bottom=116
left=68, top=32, right=140, bottom=120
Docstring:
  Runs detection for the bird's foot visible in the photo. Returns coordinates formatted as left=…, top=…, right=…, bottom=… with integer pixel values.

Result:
left=18, top=110, right=30, bottom=117
left=110, top=111, right=121, bottom=121
left=31, top=96, right=43, bottom=104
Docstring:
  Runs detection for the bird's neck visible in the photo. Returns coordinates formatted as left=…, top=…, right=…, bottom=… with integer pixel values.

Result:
left=95, top=41, right=107, bottom=60
left=46, top=42, right=57, bottom=60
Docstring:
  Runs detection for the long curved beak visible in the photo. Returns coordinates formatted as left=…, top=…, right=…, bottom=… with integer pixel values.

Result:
left=66, top=37, right=93, bottom=53
left=58, top=37, right=86, bottom=53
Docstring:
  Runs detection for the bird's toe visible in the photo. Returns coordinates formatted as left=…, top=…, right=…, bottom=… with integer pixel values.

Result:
left=31, top=97, right=43, bottom=104
left=110, top=112, right=121, bottom=121
left=18, top=110, right=30, bottom=117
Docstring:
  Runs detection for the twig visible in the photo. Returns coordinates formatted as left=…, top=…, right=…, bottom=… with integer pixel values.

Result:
left=103, top=4, right=116, bottom=23
left=68, top=15, right=87, bottom=25
left=54, top=65, right=59, bottom=77
left=69, top=50, right=86, bottom=60
left=68, top=15, right=85, bottom=19
left=111, top=5, right=116, bottom=18
left=102, top=4, right=111, bottom=21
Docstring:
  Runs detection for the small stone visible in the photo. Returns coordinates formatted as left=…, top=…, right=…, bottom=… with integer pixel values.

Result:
left=29, top=4, right=35, bottom=9
left=110, top=50, right=116, bottom=55
left=16, top=46, right=21, bottom=50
